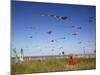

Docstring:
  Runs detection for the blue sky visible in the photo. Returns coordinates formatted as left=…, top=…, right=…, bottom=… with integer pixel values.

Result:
left=11, top=1, right=96, bottom=56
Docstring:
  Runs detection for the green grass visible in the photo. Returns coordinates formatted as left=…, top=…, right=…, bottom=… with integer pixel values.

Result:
left=11, top=58, right=96, bottom=75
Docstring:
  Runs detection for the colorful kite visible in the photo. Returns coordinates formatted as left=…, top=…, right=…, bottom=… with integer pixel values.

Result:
left=13, top=48, right=18, bottom=63
left=19, top=48, right=24, bottom=63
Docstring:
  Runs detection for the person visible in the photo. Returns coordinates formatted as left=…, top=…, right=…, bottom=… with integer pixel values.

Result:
left=66, top=55, right=78, bottom=69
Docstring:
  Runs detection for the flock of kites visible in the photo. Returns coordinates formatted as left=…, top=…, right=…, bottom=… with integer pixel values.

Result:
left=27, top=14, right=84, bottom=39
left=13, top=14, right=95, bottom=56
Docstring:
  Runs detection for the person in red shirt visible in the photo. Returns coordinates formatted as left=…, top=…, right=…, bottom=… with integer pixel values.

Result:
left=66, top=56, right=78, bottom=69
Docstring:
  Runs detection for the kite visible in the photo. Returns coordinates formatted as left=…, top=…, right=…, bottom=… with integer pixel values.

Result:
left=53, top=37, right=66, bottom=42
left=47, top=30, right=52, bottom=34
left=19, top=48, right=24, bottom=63
left=58, top=37, right=66, bottom=40
left=29, top=36, right=33, bottom=38
left=25, top=26, right=35, bottom=30
left=48, top=14, right=68, bottom=20
left=71, top=25, right=75, bottom=28
left=71, top=25, right=82, bottom=29
left=13, top=48, right=18, bottom=63
left=89, top=16, right=94, bottom=19
left=70, top=25, right=82, bottom=29
left=26, top=27, right=32, bottom=29
left=51, top=40, right=54, bottom=42
left=50, top=39, right=58, bottom=43
left=62, top=51, right=65, bottom=55
left=88, top=16, right=94, bottom=22
left=42, top=14, right=68, bottom=21
left=13, top=48, right=17, bottom=54
left=72, top=32, right=80, bottom=36
left=89, top=20, right=93, bottom=22
left=77, top=26, right=82, bottom=29
left=50, top=37, right=66, bottom=43
left=94, top=49, right=96, bottom=53
left=79, top=42, right=82, bottom=44
left=61, top=16, right=68, bottom=20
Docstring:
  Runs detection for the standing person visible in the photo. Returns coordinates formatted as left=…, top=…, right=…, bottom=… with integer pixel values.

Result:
left=19, top=48, right=24, bottom=63
left=67, top=56, right=77, bottom=65
left=66, top=55, right=78, bottom=69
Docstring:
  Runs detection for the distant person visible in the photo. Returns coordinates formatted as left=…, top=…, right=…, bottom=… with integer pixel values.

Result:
left=66, top=55, right=78, bottom=69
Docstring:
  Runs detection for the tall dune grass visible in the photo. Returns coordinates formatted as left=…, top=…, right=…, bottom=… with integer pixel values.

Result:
left=11, top=58, right=96, bottom=75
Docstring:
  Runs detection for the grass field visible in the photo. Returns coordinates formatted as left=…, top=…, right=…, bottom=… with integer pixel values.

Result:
left=11, top=58, right=96, bottom=75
